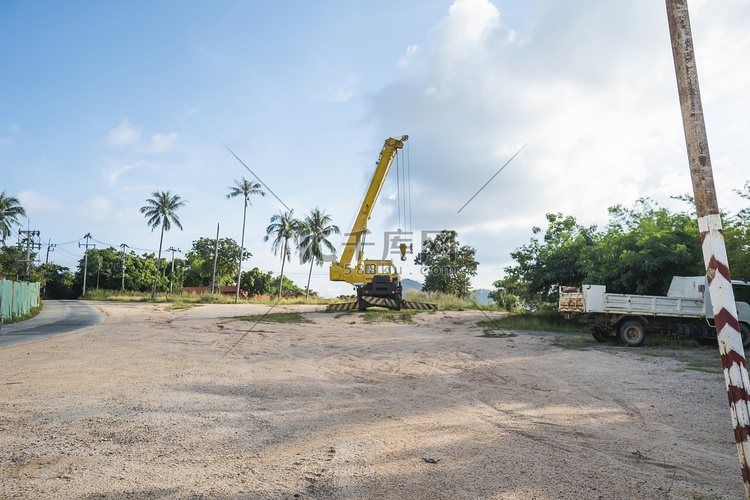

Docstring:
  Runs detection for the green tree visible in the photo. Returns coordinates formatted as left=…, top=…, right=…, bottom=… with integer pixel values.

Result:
left=38, top=264, right=75, bottom=299
left=227, top=177, right=265, bottom=302
left=128, top=253, right=167, bottom=292
left=581, top=200, right=702, bottom=295
left=299, top=208, right=339, bottom=299
left=0, top=191, right=26, bottom=243
left=140, top=191, right=186, bottom=299
left=487, top=280, right=520, bottom=312
left=0, top=245, right=33, bottom=279
left=500, top=213, right=595, bottom=308
left=415, top=230, right=478, bottom=297
left=183, top=237, right=242, bottom=287
left=726, top=181, right=750, bottom=280
left=74, top=247, right=124, bottom=291
left=269, top=275, right=307, bottom=296
left=264, top=210, right=302, bottom=299
left=239, top=267, right=273, bottom=297
left=496, top=199, right=706, bottom=309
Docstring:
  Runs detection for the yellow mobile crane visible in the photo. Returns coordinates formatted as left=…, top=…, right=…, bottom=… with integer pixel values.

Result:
left=328, top=136, right=436, bottom=312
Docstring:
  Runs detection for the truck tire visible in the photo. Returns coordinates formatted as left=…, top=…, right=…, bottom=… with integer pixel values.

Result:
left=618, top=320, right=646, bottom=347
left=742, top=323, right=750, bottom=349
left=695, top=337, right=717, bottom=346
left=591, top=328, right=607, bottom=343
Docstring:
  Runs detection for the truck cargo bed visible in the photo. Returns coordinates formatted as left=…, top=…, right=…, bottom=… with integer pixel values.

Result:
left=597, top=292, right=704, bottom=317
left=559, top=283, right=704, bottom=318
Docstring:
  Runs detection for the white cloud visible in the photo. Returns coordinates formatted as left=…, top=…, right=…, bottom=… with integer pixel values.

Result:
left=106, top=118, right=141, bottom=147
left=146, top=132, right=178, bottom=154
left=318, top=72, right=360, bottom=103
left=445, top=0, right=500, bottom=43
left=366, top=0, right=750, bottom=286
left=106, top=118, right=177, bottom=154
left=104, top=159, right=157, bottom=186
left=75, top=196, right=114, bottom=222
left=0, top=124, right=22, bottom=146
left=16, top=189, right=62, bottom=215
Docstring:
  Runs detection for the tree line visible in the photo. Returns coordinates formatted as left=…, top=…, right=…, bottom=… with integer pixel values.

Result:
left=2, top=181, right=484, bottom=301
left=0, top=178, right=341, bottom=300
left=493, top=181, right=750, bottom=311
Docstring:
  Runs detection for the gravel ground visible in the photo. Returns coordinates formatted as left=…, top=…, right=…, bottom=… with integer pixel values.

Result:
left=0, top=302, right=744, bottom=499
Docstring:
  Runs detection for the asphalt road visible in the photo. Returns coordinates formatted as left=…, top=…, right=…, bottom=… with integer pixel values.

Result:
left=0, top=300, right=103, bottom=348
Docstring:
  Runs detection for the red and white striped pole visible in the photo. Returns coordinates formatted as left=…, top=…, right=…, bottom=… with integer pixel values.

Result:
left=666, top=1, right=750, bottom=496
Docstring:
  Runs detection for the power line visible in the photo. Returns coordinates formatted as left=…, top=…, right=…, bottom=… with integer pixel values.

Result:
left=54, top=238, right=87, bottom=246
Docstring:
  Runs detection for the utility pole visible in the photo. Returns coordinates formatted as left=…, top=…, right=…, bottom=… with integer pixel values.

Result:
left=666, top=1, right=750, bottom=496
left=96, top=257, right=101, bottom=290
left=235, top=195, right=248, bottom=304
left=78, top=233, right=94, bottom=296
left=120, top=243, right=128, bottom=291
left=45, top=239, right=56, bottom=264
left=17, top=229, right=41, bottom=279
left=166, top=247, right=181, bottom=293
left=211, top=223, right=220, bottom=294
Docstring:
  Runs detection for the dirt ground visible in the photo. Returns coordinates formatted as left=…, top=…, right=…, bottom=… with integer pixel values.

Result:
left=0, top=302, right=745, bottom=499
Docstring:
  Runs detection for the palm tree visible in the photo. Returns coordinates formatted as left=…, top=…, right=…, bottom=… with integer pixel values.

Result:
left=140, top=191, right=186, bottom=299
left=0, top=191, right=26, bottom=244
left=227, top=177, right=265, bottom=302
left=299, top=208, right=340, bottom=299
left=264, top=210, right=301, bottom=299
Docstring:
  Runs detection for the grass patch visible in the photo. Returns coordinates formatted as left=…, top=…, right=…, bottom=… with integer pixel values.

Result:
left=165, top=301, right=199, bottom=310
left=475, top=319, right=518, bottom=338
left=550, top=330, right=718, bottom=355
left=363, top=308, right=419, bottom=323
left=683, top=359, right=723, bottom=374
left=236, top=312, right=314, bottom=324
left=481, top=331, right=518, bottom=339
left=641, top=334, right=708, bottom=350
left=478, top=312, right=588, bottom=334
left=2, top=302, right=44, bottom=325
left=81, top=288, right=340, bottom=305
left=551, top=334, right=599, bottom=350
left=404, top=290, right=504, bottom=311
left=81, top=289, right=155, bottom=302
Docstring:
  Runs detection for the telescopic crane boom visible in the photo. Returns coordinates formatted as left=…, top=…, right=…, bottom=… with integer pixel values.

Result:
left=327, top=135, right=436, bottom=312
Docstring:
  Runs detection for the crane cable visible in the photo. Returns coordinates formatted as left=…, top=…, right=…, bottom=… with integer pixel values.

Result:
left=396, top=149, right=402, bottom=233
left=406, top=140, right=412, bottom=236
left=394, top=142, right=413, bottom=261
left=396, top=144, right=412, bottom=235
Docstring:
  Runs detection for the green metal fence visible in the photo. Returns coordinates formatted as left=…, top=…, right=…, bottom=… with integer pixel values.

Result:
left=0, top=279, right=41, bottom=324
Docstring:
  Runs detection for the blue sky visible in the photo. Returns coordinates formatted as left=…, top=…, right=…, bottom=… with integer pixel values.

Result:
left=2, top=0, right=750, bottom=297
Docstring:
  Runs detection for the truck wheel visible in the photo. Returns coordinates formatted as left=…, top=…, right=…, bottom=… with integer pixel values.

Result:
left=618, top=320, right=646, bottom=347
left=695, top=337, right=717, bottom=346
left=741, top=323, right=750, bottom=349
left=591, top=329, right=606, bottom=343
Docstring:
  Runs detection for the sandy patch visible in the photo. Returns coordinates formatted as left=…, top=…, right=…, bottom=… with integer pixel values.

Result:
left=0, top=302, right=742, bottom=499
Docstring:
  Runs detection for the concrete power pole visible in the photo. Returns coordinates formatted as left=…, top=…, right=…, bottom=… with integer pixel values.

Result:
left=18, top=229, right=41, bottom=279
left=211, top=223, right=220, bottom=294
left=79, top=233, right=94, bottom=296
left=120, top=243, right=128, bottom=291
left=45, top=239, right=55, bottom=264
left=166, top=247, right=181, bottom=293
left=666, top=1, right=750, bottom=496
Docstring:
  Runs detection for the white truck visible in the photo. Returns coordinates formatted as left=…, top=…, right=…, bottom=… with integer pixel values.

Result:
left=558, top=276, right=750, bottom=347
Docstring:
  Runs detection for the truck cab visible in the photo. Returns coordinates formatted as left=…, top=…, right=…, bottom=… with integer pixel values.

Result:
left=703, top=279, right=750, bottom=346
